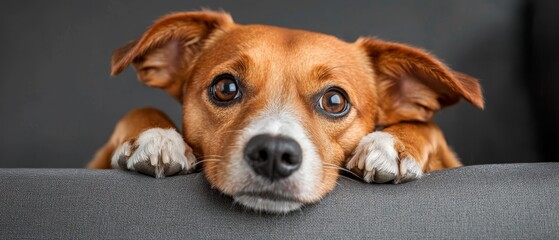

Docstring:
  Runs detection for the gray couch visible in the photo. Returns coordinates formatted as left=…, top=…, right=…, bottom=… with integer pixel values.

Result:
left=1, top=163, right=557, bottom=239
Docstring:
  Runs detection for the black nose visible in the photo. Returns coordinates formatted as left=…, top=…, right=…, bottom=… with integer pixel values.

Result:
left=244, top=134, right=303, bottom=181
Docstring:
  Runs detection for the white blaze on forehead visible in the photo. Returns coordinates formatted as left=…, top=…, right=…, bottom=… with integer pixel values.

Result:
left=245, top=105, right=304, bottom=136
left=224, top=102, right=323, bottom=204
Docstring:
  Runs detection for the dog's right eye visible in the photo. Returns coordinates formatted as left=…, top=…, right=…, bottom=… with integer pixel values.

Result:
left=316, top=87, right=351, bottom=118
left=209, top=74, right=241, bottom=105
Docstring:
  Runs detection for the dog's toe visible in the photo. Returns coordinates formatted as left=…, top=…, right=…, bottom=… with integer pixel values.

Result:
left=394, top=157, right=423, bottom=184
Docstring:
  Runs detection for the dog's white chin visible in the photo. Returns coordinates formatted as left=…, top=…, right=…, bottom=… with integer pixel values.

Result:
left=234, top=195, right=302, bottom=213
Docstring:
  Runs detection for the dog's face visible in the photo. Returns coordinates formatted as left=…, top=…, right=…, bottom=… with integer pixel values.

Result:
left=184, top=25, right=377, bottom=211
left=111, top=11, right=483, bottom=212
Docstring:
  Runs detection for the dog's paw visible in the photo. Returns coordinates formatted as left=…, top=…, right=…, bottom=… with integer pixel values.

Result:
left=111, top=128, right=196, bottom=178
left=346, top=131, right=423, bottom=184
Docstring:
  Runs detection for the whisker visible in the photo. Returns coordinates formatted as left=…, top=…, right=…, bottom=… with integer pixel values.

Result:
left=193, top=159, right=221, bottom=167
left=219, top=129, right=247, bottom=135
left=195, top=159, right=221, bottom=163
left=322, top=171, right=362, bottom=184
left=336, top=174, right=362, bottom=183
left=198, top=165, right=218, bottom=172
left=322, top=163, right=363, bottom=180
left=321, top=173, right=343, bottom=186
left=197, top=155, right=224, bottom=159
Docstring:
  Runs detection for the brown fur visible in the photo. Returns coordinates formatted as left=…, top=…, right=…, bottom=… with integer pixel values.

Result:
left=89, top=11, right=483, bottom=203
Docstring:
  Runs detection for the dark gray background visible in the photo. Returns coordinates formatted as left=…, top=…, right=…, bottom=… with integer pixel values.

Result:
left=1, top=0, right=557, bottom=168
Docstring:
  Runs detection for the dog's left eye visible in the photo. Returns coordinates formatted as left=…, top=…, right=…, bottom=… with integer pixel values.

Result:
left=317, top=87, right=351, bottom=118
left=209, top=74, right=241, bottom=105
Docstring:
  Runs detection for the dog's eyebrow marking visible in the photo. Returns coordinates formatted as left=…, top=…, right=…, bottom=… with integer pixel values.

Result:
left=311, top=64, right=337, bottom=81
left=228, top=54, right=252, bottom=76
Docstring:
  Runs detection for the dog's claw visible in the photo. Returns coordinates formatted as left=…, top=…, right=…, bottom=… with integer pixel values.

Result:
left=133, top=160, right=183, bottom=178
left=346, top=131, right=423, bottom=184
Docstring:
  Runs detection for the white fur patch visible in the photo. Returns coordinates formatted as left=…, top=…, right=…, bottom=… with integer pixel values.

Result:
left=111, top=128, right=196, bottom=178
left=347, top=131, right=423, bottom=183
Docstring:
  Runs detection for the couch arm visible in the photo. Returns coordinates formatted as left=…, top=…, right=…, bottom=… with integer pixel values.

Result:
left=1, top=163, right=557, bottom=239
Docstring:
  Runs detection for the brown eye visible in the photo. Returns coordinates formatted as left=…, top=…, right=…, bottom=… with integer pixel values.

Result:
left=318, top=88, right=350, bottom=118
left=209, top=74, right=241, bottom=105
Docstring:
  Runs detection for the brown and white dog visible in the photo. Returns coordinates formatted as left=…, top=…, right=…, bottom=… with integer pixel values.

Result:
left=88, top=11, right=483, bottom=213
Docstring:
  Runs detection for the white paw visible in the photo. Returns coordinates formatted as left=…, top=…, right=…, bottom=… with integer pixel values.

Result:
left=346, top=131, right=423, bottom=183
left=111, top=128, right=196, bottom=178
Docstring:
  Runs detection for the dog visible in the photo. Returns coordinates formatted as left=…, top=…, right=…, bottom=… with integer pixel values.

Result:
left=88, top=11, right=484, bottom=213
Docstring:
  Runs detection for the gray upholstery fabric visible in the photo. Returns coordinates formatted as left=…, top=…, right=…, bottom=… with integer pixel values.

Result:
left=1, top=163, right=558, bottom=239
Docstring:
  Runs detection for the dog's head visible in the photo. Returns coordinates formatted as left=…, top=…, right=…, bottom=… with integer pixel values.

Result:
left=112, top=11, right=483, bottom=213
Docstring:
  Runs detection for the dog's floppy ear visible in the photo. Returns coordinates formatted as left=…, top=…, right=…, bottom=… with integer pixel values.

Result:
left=357, top=37, right=484, bottom=126
left=111, top=11, right=234, bottom=101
